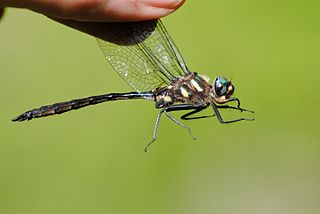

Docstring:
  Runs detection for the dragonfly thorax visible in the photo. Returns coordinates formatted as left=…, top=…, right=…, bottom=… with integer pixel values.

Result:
left=154, top=72, right=212, bottom=108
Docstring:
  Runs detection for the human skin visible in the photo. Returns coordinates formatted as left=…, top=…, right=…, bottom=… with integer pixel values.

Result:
left=0, top=0, right=185, bottom=22
left=0, top=0, right=185, bottom=37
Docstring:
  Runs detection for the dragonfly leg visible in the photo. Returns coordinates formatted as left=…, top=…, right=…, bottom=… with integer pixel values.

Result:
left=163, top=109, right=197, bottom=141
left=224, top=97, right=254, bottom=113
left=145, top=104, right=202, bottom=152
left=180, top=106, right=213, bottom=120
left=216, top=104, right=248, bottom=112
left=145, top=109, right=164, bottom=152
left=211, top=103, right=255, bottom=124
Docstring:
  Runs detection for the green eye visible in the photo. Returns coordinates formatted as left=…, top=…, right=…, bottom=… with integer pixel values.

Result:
left=219, top=77, right=228, bottom=85
left=214, top=77, right=228, bottom=96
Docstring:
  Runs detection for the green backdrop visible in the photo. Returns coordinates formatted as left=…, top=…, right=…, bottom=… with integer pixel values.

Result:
left=1, top=1, right=320, bottom=214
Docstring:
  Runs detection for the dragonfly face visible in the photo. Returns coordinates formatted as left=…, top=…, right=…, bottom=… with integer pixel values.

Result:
left=212, top=77, right=235, bottom=104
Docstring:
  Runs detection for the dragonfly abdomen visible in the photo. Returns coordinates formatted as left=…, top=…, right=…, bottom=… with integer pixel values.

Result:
left=12, top=92, right=153, bottom=122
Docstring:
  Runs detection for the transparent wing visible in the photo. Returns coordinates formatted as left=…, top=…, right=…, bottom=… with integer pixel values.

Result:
left=91, top=19, right=189, bottom=92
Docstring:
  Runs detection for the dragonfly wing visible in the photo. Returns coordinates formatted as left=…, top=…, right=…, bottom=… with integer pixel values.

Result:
left=93, top=19, right=189, bottom=92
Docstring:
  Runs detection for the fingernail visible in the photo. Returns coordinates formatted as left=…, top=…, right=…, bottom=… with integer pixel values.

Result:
left=139, top=0, right=185, bottom=9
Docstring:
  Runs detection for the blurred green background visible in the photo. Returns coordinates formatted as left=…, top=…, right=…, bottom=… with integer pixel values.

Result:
left=1, top=1, right=320, bottom=214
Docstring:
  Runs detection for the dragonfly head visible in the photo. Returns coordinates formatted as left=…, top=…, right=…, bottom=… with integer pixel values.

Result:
left=212, top=77, right=234, bottom=103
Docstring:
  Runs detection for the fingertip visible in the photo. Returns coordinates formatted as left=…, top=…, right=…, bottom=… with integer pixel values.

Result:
left=135, top=7, right=175, bottom=20
left=50, top=0, right=186, bottom=22
left=98, top=0, right=185, bottom=22
left=128, top=0, right=186, bottom=20
left=139, top=0, right=186, bottom=10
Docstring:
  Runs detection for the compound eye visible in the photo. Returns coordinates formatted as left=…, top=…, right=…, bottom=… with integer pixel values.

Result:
left=214, top=77, right=228, bottom=97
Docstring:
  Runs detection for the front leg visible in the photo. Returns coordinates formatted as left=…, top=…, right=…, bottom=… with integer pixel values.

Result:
left=224, top=97, right=254, bottom=113
left=211, top=103, right=255, bottom=124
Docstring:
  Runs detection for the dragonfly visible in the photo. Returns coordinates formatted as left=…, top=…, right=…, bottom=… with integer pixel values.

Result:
left=12, top=19, right=254, bottom=151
